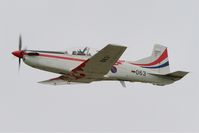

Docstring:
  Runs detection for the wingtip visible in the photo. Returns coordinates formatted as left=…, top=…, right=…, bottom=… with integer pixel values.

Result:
left=108, top=44, right=127, bottom=48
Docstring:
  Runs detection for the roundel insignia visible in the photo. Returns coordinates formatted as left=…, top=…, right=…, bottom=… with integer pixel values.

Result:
left=111, top=66, right=117, bottom=73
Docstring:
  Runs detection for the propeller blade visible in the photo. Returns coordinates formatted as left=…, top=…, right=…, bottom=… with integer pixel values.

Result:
left=19, top=35, right=22, bottom=50
left=18, top=35, right=22, bottom=72
left=18, top=58, right=21, bottom=72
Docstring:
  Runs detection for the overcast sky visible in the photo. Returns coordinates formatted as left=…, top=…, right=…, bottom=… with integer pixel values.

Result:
left=0, top=0, right=199, bottom=132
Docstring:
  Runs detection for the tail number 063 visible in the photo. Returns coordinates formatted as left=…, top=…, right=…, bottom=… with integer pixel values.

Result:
left=135, top=70, right=146, bottom=76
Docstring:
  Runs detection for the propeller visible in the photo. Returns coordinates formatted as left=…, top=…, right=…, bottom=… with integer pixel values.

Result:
left=12, top=35, right=24, bottom=72
left=18, top=35, right=22, bottom=71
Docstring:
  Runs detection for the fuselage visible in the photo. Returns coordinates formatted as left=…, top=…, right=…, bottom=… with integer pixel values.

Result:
left=23, top=52, right=175, bottom=86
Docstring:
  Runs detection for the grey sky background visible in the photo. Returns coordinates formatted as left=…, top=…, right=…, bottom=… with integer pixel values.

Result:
left=0, top=0, right=199, bottom=132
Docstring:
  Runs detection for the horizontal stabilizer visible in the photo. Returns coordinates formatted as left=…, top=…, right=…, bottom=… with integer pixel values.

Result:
left=150, top=71, right=189, bottom=81
left=164, top=71, right=189, bottom=81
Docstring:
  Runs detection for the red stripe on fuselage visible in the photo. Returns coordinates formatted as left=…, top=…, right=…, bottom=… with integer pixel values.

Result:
left=130, top=49, right=168, bottom=66
left=38, top=53, right=86, bottom=62
left=32, top=53, right=125, bottom=65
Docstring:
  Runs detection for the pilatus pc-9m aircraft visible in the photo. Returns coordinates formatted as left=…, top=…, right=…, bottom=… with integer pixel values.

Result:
left=12, top=36, right=188, bottom=87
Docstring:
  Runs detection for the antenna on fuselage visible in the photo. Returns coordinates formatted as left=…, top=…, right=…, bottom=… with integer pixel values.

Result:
left=119, top=81, right=126, bottom=88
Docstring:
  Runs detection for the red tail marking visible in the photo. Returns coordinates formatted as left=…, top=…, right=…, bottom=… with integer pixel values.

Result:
left=131, top=49, right=168, bottom=66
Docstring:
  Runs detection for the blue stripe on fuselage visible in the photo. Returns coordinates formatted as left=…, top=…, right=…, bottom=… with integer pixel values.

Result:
left=142, top=61, right=169, bottom=69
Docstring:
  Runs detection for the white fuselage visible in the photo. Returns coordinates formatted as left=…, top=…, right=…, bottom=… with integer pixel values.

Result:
left=23, top=53, right=174, bottom=86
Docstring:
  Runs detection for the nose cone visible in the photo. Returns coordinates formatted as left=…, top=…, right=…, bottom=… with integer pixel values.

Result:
left=12, top=50, right=24, bottom=58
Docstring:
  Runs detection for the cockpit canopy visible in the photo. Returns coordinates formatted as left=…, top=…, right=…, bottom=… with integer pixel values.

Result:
left=65, top=47, right=97, bottom=56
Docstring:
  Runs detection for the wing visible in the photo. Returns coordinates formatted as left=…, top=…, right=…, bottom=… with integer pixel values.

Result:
left=81, top=44, right=127, bottom=75
left=38, top=76, right=93, bottom=85
left=38, top=76, right=71, bottom=85
left=38, top=44, right=127, bottom=85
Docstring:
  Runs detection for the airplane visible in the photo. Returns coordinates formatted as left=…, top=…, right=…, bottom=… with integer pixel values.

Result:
left=12, top=36, right=188, bottom=87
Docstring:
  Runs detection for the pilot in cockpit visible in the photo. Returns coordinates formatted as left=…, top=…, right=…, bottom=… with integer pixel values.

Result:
left=72, top=47, right=91, bottom=56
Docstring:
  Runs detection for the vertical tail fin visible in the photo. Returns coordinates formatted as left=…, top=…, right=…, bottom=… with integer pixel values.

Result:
left=133, top=44, right=170, bottom=74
